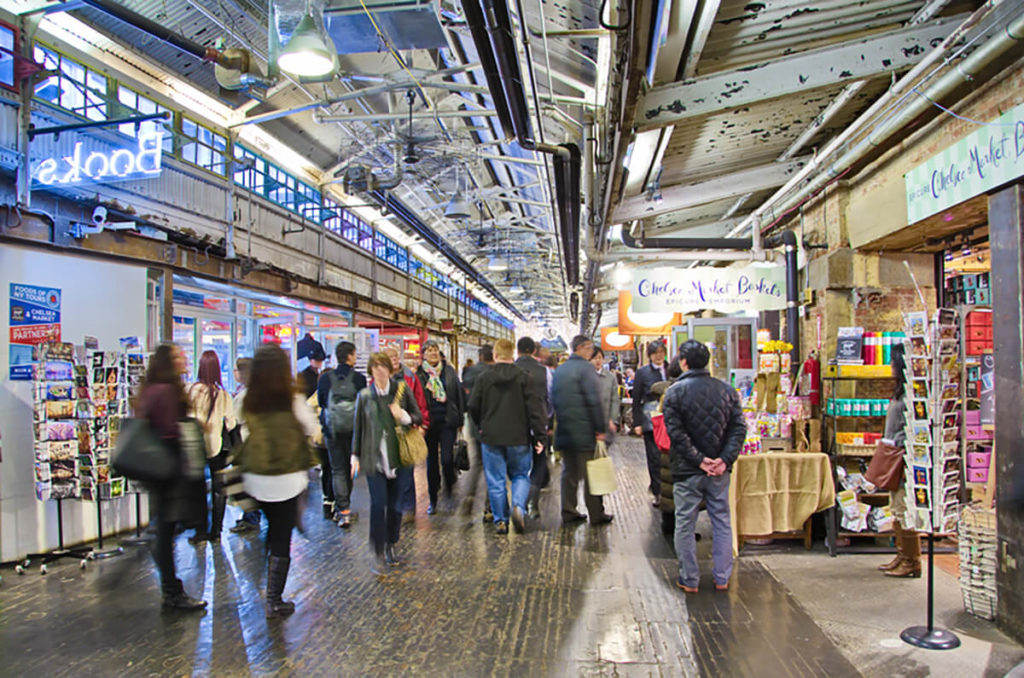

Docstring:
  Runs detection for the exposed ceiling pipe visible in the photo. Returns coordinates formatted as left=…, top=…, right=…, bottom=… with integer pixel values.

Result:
left=79, top=0, right=239, bottom=69
left=315, top=109, right=497, bottom=123
left=593, top=249, right=775, bottom=262
left=620, top=226, right=753, bottom=251
left=728, top=1, right=1022, bottom=240
left=460, top=0, right=517, bottom=138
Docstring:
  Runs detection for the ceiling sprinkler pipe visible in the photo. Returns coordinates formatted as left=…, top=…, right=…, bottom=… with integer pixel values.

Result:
left=620, top=227, right=753, bottom=251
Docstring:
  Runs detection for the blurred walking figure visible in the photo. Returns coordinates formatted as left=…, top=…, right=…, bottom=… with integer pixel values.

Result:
left=353, top=352, right=423, bottom=574
left=591, top=347, right=620, bottom=442
left=460, top=344, right=493, bottom=520
left=633, top=341, right=669, bottom=507
left=187, top=350, right=237, bottom=544
left=317, top=341, right=366, bottom=528
left=230, top=357, right=260, bottom=533
left=384, top=346, right=429, bottom=524
left=135, top=343, right=207, bottom=610
left=515, top=336, right=552, bottom=519
left=298, top=340, right=333, bottom=520
left=469, top=340, right=547, bottom=534
left=236, top=344, right=316, bottom=617
left=417, top=340, right=464, bottom=513
left=552, top=335, right=613, bottom=526
left=662, top=340, right=746, bottom=593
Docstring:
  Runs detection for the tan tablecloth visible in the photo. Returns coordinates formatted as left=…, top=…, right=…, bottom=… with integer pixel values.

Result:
left=728, top=453, right=835, bottom=555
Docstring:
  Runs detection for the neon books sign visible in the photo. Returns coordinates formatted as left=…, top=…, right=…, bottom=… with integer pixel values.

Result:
left=32, top=131, right=165, bottom=187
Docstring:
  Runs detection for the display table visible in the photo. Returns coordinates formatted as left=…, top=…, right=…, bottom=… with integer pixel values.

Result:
left=728, top=452, right=835, bottom=555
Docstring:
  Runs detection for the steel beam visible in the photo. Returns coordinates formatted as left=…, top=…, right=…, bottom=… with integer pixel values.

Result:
left=646, top=217, right=745, bottom=239
left=636, top=14, right=964, bottom=131
left=611, top=158, right=808, bottom=223
left=680, top=0, right=721, bottom=79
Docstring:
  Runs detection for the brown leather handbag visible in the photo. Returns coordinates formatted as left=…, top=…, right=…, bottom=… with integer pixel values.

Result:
left=864, top=440, right=905, bottom=490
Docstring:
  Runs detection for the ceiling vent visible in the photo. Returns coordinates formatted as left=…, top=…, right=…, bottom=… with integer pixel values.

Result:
left=324, top=0, right=447, bottom=54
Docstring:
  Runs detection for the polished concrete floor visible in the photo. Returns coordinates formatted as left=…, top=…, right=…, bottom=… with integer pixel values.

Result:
left=0, top=438, right=1018, bottom=677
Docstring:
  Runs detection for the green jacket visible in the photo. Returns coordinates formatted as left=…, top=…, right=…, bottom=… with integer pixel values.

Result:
left=236, top=410, right=316, bottom=476
left=352, top=377, right=423, bottom=475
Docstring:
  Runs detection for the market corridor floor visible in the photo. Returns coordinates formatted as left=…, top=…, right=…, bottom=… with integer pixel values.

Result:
left=3, top=439, right=862, bottom=677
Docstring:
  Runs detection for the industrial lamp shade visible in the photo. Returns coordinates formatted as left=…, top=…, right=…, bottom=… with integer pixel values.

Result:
left=444, top=191, right=473, bottom=220
left=488, top=256, right=509, bottom=272
left=278, top=13, right=336, bottom=78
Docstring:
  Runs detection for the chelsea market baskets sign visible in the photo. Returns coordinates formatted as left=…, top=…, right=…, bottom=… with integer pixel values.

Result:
left=905, top=102, right=1024, bottom=224
left=31, top=131, right=165, bottom=187
left=630, top=266, right=786, bottom=314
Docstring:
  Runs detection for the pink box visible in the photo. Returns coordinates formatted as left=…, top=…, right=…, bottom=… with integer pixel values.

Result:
left=965, top=410, right=980, bottom=426
left=967, top=452, right=992, bottom=469
left=965, top=426, right=993, bottom=440
left=967, top=467, right=989, bottom=483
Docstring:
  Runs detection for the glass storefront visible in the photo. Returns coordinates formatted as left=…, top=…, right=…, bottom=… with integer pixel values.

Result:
left=170, top=275, right=377, bottom=390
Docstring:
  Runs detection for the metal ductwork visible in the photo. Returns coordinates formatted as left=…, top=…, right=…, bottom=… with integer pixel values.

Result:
left=553, top=143, right=581, bottom=287
left=465, top=0, right=582, bottom=295
left=80, top=0, right=239, bottom=69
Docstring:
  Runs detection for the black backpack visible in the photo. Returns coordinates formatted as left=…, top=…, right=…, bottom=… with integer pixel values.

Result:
left=327, top=370, right=358, bottom=438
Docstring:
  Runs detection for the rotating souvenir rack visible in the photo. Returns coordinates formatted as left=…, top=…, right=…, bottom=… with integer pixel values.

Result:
left=897, top=309, right=963, bottom=651
left=23, top=342, right=94, bottom=573
left=899, top=309, right=963, bottom=535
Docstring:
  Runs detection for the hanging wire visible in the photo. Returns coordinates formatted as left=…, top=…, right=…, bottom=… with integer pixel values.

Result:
left=911, top=88, right=1023, bottom=128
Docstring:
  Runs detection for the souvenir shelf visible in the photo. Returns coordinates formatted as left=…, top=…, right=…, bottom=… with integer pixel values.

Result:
left=823, top=367, right=899, bottom=556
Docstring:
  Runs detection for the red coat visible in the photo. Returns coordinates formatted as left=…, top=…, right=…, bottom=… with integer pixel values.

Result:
left=404, top=368, right=429, bottom=430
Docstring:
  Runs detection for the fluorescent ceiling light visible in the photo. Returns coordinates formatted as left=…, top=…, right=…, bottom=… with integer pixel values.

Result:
left=278, top=13, right=336, bottom=78
left=488, top=256, right=509, bottom=272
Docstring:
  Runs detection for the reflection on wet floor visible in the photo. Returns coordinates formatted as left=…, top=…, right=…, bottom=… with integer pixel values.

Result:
left=0, top=438, right=860, bottom=677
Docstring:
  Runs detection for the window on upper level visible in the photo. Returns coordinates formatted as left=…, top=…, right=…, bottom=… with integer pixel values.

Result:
left=116, top=86, right=172, bottom=152
left=181, top=116, right=227, bottom=175
left=0, top=23, right=16, bottom=91
left=33, top=44, right=108, bottom=121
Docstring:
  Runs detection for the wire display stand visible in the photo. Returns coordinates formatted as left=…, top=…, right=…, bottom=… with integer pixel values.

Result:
left=91, top=497, right=125, bottom=560
left=15, top=499, right=94, bottom=575
left=120, top=491, right=150, bottom=546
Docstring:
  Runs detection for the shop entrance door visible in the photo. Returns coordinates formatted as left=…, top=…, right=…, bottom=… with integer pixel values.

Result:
left=687, top=318, right=757, bottom=388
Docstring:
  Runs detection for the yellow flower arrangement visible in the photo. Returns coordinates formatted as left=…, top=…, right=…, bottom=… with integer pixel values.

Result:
left=762, top=340, right=793, bottom=354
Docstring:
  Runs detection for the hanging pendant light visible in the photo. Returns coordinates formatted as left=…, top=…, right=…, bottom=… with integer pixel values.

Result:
left=445, top=165, right=472, bottom=220
left=487, top=256, right=509, bottom=272
left=278, top=10, right=336, bottom=78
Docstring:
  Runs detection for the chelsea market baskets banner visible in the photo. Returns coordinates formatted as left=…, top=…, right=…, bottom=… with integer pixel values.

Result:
left=629, top=266, right=786, bottom=314
left=905, top=101, right=1024, bottom=224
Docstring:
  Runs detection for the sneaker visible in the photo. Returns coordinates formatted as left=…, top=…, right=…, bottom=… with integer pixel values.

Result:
left=561, top=511, right=587, bottom=524
left=495, top=521, right=509, bottom=535
left=230, top=522, right=257, bottom=534
left=337, top=512, right=352, bottom=529
left=482, top=508, right=493, bottom=523
left=715, top=583, right=729, bottom=592
left=676, top=577, right=698, bottom=594
left=526, top=501, right=540, bottom=520
left=590, top=514, right=614, bottom=526
left=511, top=507, right=526, bottom=534
left=162, top=592, right=208, bottom=610
left=427, top=503, right=437, bottom=515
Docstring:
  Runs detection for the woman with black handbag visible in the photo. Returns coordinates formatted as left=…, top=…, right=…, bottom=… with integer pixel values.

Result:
left=236, top=344, right=317, bottom=618
left=353, top=352, right=422, bottom=574
left=134, top=344, right=207, bottom=610
left=187, top=350, right=238, bottom=544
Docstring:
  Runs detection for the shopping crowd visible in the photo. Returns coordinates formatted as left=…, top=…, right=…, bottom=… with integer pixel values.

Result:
left=129, top=333, right=747, bottom=615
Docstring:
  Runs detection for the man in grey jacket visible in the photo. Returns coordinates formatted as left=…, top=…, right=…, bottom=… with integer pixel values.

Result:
left=552, top=335, right=612, bottom=526
left=662, top=340, right=746, bottom=593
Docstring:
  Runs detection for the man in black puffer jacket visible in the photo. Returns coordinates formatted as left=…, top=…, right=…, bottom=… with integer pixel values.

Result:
left=663, top=340, right=746, bottom=594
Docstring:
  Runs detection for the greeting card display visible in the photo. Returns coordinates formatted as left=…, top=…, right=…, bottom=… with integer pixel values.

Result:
left=32, top=342, right=80, bottom=500
left=900, top=310, right=963, bottom=533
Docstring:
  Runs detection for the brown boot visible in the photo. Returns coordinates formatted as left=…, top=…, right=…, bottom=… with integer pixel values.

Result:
left=878, top=520, right=904, bottom=571
left=885, top=528, right=921, bottom=578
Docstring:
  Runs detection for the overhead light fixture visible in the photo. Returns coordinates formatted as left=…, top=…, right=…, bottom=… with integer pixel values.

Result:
left=445, top=191, right=473, bottom=220
left=509, top=283, right=525, bottom=295
left=488, top=256, right=509, bottom=272
left=278, top=12, right=336, bottom=78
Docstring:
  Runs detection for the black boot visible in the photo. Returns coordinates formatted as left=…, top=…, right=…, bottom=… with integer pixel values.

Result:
left=526, top=486, right=540, bottom=520
left=265, top=556, right=295, bottom=618
left=323, top=501, right=335, bottom=521
left=162, top=578, right=207, bottom=610
left=384, top=543, right=404, bottom=567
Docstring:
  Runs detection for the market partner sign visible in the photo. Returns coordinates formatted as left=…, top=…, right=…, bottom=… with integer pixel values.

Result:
left=9, top=283, right=61, bottom=380
left=905, top=101, right=1024, bottom=224
left=630, top=265, right=786, bottom=314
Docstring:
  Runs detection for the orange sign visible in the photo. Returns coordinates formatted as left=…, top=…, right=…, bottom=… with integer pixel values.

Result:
left=616, top=291, right=681, bottom=336
left=600, top=327, right=634, bottom=352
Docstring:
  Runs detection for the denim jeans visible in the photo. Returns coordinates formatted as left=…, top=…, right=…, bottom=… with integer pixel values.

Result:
left=399, top=466, right=416, bottom=513
left=366, top=467, right=410, bottom=555
left=481, top=443, right=533, bottom=523
left=673, top=473, right=732, bottom=588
